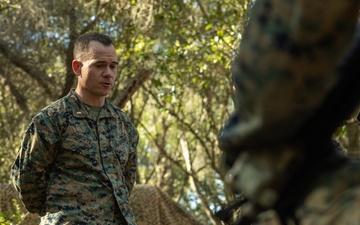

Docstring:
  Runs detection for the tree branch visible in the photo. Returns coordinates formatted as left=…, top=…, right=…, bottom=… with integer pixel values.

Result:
left=0, top=68, right=29, bottom=113
left=195, top=0, right=209, bottom=20
left=0, top=40, right=55, bottom=98
left=113, top=69, right=153, bottom=109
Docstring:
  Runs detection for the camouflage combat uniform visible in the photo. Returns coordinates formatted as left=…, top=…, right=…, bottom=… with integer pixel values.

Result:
left=11, top=90, right=139, bottom=225
left=219, top=0, right=360, bottom=224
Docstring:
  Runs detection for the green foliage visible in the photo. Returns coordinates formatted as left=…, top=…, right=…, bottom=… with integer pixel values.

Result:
left=0, top=198, right=22, bottom=225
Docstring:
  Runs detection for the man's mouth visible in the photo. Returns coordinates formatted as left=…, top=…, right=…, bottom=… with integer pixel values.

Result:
left=101, top=82, right=112, bottom=87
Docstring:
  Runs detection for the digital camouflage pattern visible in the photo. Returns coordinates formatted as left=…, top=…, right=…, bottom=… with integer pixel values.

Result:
left=220, top=0, right=360, bottom=149
left=11, top=90, right=139, bottom=225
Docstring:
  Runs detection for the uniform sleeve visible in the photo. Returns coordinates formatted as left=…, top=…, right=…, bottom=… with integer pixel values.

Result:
left=124, top=120, right=139, bottom=193
left=298, top=186, right=360, bottom=225
left=220, top=0, right=360, bottom=148
left=11, top=114, right=59, bottom=214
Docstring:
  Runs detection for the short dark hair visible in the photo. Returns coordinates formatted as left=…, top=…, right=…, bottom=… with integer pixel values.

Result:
left=73, top=32, right=114, bottom=59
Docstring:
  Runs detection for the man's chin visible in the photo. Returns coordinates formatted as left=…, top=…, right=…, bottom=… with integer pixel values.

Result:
left=101, top=89, right=112, bottom=97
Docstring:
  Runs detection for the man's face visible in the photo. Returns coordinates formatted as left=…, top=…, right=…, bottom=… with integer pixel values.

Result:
left=75, top=41, right=118, bottom=99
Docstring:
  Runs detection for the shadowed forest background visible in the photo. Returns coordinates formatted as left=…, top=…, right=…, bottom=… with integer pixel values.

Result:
left=0, top=0, right=359, bottom=224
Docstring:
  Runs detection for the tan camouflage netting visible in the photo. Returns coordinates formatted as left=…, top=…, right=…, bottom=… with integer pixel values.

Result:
left=0, top=183, right=204, bottom=225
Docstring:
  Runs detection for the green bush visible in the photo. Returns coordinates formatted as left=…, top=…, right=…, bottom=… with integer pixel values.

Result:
left=0, top=198, right=22, bottom=225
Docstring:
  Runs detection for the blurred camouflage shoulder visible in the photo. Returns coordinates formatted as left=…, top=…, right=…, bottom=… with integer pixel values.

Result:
left=222, top=0, right=360, bottom=148
left=296, top=158, right=360, bottom=225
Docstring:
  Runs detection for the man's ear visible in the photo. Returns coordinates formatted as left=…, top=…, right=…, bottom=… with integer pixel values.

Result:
left=72, top=60, right=82, bottom=76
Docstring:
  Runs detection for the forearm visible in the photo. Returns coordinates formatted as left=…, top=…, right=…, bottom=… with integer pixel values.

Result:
left=124, top=119, right=139, bottom=192
left=11, top=159, right=48, bottom=214
left=124, top=152, right=137, bottom=192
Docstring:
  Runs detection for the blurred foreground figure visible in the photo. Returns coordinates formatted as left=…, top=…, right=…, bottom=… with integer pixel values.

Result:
left=218, top=0, right=360, bottom=225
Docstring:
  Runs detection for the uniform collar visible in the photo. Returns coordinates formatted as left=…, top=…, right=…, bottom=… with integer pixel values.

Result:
left=67, top=90, right=117, bottom=121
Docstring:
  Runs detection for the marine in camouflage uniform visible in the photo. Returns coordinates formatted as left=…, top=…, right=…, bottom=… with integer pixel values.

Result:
left=219, top=0, right=360, bottom=224
left=11, top=33, right=139, bottom=225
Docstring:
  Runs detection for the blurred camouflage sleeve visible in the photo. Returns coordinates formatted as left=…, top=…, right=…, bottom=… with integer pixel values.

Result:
left=223, top=0, right=360, bottom=148
left=11, top=113, right=59, bottom=214
left=124, top=119, right=139, bottom=193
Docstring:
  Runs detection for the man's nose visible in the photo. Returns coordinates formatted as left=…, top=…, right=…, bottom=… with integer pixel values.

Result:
left=102, top=66, right=115, bottom=77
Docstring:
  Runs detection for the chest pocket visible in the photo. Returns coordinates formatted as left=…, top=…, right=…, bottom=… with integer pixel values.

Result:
left=61, top=122, right=96, bottom=152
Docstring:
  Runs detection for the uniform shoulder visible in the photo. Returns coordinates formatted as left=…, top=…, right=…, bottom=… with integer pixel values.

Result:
left=34, top=96, right=72, bottom=121
left=304, top=159, right=360, bottom=207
